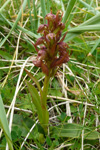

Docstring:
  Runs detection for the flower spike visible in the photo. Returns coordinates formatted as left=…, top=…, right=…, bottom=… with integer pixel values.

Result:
left=33, top=11, right=69, bottom=76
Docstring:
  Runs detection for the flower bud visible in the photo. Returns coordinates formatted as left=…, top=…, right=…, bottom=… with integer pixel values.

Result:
left=38, top=50, right=47, bottom=60
left=53, top=23, right=65, bottom=34
left=58, top=22, right=65, bottom=30
left=58, top=42, right=68, bottom=51
left=35, top=37, right=44, bottom=46
left=55, top=11, right=63, bottom=24
left=45, top=12, right=56, bottom=22
left=33, top=59, right=42, bottom=67
left=51, top=52, right=69, bottom=68
left=46, top=33, right=56, bottom=46
left=40, top=46, right=47, bottom=50
left=37, top=24, right=48, bottom=33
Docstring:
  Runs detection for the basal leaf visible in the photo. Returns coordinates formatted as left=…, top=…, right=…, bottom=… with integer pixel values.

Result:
left=25, top=80, right=43, bottom=123
left=0, top=50, right=12, bottom=60
left=53, top=123, right=100, bottom=140
left=24, top=68, right=42, bottom=96
left=0, top=94, right=13, bottom=150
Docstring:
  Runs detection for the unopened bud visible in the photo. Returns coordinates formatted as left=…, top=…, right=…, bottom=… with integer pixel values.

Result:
left=35, top=37, right=44, bottom=46
left=33, top=60, right=42, bottom=67
left=38, top=50, right=47, bottom=60
left=37, top=24, right=48, bottom=33
left=45, top=12, right=56, bottom=21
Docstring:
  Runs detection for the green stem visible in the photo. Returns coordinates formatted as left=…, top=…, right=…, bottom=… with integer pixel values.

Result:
left=41, top=75, right=50, bottom=133
left=42, top=75, right=50, bottom=105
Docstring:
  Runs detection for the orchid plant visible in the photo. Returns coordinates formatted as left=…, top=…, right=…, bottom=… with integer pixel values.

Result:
left=25, top=11, right=69, bottom=134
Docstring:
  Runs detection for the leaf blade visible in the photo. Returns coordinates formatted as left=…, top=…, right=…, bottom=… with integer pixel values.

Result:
left=40, top=0, right=47, bottom=22
left=24, top=68, right=42, bottom=96
left=25, top=80, right=43, bottom=123
left=63, top=0, right=77, bottom=23
left=0, top=0, right=27, bottom=48
left=0, top=94, right=13, bottom=150
left=53, top=123, right=100, bottom=140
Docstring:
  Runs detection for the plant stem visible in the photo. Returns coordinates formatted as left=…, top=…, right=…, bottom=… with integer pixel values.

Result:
left=42, top=75, right=50, bottom=105
left=41, top=75, right=50, bottom=133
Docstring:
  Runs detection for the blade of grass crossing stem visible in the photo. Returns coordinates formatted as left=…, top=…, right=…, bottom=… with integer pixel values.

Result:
left=25, top=81, right=43, bottom=124
left=62, top=0, right=77, bottom=24
left=27, top=0, right=34, bottom=31
left=0, top=0, right=11, bottom=12
left=40, top=0, right=47, bottom=23
left=0, top=0, right=27, bottom=48
left=0, top=95, right=13, bottom=150
left=33, top=0, right=38, bottom=32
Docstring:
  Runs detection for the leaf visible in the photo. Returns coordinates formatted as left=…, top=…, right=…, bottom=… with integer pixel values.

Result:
left=63, top=0, right=77, bottom=23
left=32, top=0, right=38, bottom=31
left=25, top=80, right=43, bottom=123
left=40, top=0, right=47, bottom=22
left=0, top=50, right=12, bottom=60
left=46, top=136, right=52, bottom=146
left=12, top=114, right=35, bottom=139
left=69, top=24, right=100, bottom=32
left=0, top=13, right=39, bottom=39
left=57, top=112, right=71, bottom=122
left=88, top=38, right=100, bottom=55
left=0, top=11, right=40, bottom=40
left=52, top=123, right=100, bottom=140
left=24, top=68, right=42, bottom=96
left=46, top=0, right=50, bottom=13
left=17, top=24, right=39, bottom=38
left=0, top=0, right=11, bottom=13
left=0, top=94, right=13, bottom=150
left=0, top=0, right=27, bottom=48
left=64, top=12, right=100, bottom=42
left=78, top=0, right=99, bottom=15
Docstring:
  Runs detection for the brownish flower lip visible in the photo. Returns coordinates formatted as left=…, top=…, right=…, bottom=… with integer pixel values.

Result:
left=35, top=37, right=45, bottom=46
left=37, top=24, right=48, bottom=33
left=38, top=50, right=47, bottom=60
left=46, top=33, right=56, bottom=45
left=33, top=59, right=42, bottom=67
left=45, top=12, right=56, bottom=21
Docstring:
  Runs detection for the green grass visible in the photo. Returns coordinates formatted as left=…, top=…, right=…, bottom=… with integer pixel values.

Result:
left=0, top=0, right=100, bottom=149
